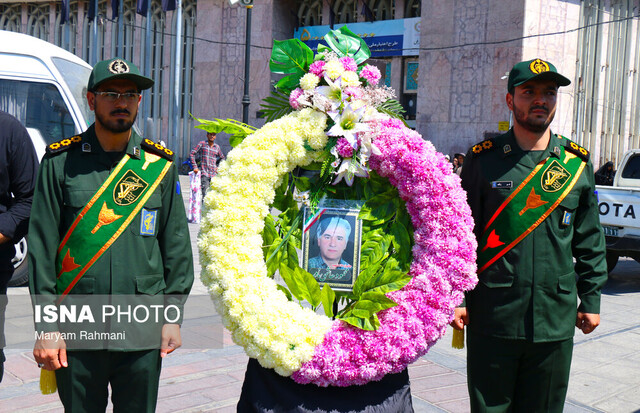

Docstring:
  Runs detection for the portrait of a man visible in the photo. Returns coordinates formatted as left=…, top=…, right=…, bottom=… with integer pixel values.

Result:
left=303, top=208, right=361, bottom=290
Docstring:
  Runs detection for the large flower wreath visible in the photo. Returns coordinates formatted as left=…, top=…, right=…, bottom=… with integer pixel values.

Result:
left=198, top=27, right=478, bottom=387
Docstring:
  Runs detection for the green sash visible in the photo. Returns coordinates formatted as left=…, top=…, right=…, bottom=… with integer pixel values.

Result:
left=477, top=146, right=586, bottom=274
left=56, top=150, right=171, bottom=297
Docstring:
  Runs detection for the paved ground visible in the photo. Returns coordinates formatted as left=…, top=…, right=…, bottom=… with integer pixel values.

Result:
left=1, top=175, right=640, bottom=412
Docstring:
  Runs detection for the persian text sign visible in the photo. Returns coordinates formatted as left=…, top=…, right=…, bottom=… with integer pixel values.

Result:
left=294, top=18, right=421, bottom=57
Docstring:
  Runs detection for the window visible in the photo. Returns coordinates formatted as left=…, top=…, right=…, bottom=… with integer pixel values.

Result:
left=0, top=79, right=77, bottom=144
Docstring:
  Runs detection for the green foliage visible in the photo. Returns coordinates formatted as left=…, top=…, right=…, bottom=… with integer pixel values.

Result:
left=376, top=99, right=407, bottom=124
left=261, top=169, right=415, bottom=331
left=270, top=39, right=314, bottom=93
left=260, top=90, right=294, bottom=123
left=320, top=284, right=336, bottom=318
left=192, top=115, right=256, bottom=148
left=323, top=26, right=371, bottom=65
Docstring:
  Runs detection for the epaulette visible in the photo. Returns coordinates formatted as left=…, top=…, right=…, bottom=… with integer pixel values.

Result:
left=562, top=138, right=589, bottom=162
left=141, top=138, right=174, bottom=161
left=470, top=138, right=496, bottom=156
left=46, top=135, right=82, bottom=154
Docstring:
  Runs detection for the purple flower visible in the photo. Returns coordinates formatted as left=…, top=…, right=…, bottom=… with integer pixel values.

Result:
left=309, top=60, right=326, bottom=77
left=289, top=88, right=304, bottom=109
left=339, top=56, right=357, bottom=72
left=360, top=64, right=382, bottom=85
left=291, top=119, right=478, bottom=387
left=335, top=137, right=355, bottom=158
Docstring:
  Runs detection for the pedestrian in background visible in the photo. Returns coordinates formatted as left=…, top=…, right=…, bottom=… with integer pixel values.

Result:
left=189, top=131, right=225, bottom=197
left=0, top=111, right=38, bottom=382
left=454, top=58, right=607, bottom=412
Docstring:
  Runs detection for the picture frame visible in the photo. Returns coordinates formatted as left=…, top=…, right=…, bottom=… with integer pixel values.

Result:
left=302, top=204, right=362, bottom=291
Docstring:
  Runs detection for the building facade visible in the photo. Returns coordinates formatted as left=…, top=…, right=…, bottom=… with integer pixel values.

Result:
left=1, top=0, right=638, bottom=168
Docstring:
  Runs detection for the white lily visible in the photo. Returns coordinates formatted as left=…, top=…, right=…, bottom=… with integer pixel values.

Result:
left=315, top=76, right=344, bottom=111
left=327, top=103, right=369, bottom=145
left=333, top=158, right=369, bottom=186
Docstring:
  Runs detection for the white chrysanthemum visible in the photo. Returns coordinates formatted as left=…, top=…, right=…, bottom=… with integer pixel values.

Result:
left=341, top=70, right=361, bottom=87
left=299, top=73, right=320, bottom=90
left=323, top=59, right=344, bottom=80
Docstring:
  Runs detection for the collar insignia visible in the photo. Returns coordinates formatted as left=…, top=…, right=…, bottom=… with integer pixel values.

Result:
left=82, top=143, right=91, bottom=153
left=503, top=144, right=511, bottom=154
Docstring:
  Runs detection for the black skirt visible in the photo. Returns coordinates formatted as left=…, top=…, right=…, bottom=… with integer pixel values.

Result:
left=237, top=358, right=414, bottom=413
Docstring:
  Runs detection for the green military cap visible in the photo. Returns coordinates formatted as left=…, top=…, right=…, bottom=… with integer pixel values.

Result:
left=88, top=57, right=154, bottom=91
left=507, top=58, right=570, bottom=92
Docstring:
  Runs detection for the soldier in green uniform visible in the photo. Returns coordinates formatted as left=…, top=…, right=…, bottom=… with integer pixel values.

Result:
left=29, top=58, right=194, bottom=412
left=453, top=59, right=607, bottom=412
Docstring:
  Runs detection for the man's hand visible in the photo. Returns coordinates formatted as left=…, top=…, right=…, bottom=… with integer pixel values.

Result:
left=450, top=307, right=468, bottom=330
left=0, top=232, right=10, bottom=244
left=576, top=312, right=600, bottom=334
left=160, top=324, right=182, bottom=358
left=33, top=332, right=67, bottom=370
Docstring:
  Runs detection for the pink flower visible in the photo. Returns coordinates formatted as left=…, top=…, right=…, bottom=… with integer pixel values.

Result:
left=289, top=87, right=303, bottom=109
left=291, top=119, right=478, bottom=387
left=339, top=56, right=357, bottom=72
left=309, top=60, right=326, bottom=77
left=360, top=64, right=382, bottom=85
left=335, top=137, right=355, bottom=158
left=343, top=86, right=363, bottom=99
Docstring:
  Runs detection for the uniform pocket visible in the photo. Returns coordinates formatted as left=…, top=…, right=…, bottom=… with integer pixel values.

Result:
left=480, top=269, right=514, bottom=288
left=69, top=277, right=95, bottom=294
left=557, top=271, right=577, bottom=293
left=135, top=274, right=166, bottom=295
left=63, top=189, right=94, bottom=208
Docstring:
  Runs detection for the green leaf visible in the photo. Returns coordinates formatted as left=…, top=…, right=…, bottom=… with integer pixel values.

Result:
left=275, top=72, right=305, bottom=94
left=276, top=284, right=293, bottom=301
left=296, top=267, right=322, bottom=307
left=279, top=265, right=304, bottom=300
left=266, top=247, right=282, bottom=278
left=279, top=266, right=322, bottom=308
left=293, top=176, right=311, bottom=192
left=262, top=215, right=279, bottom=247
left=260, top=90, right=294, bottom=123
left=320, top=283, right=336, bottom=318
left=323, top=26, right=371, bottom=64
left=286, top=241, right=299, bottom=270
left=390, top=220, right=412, bottom=269
left=269, top=38, right=314, bottom=75
left=376, top=99, right=407, bottom=123
left=191, top=115, right=256, bottom=147
left=339, top=315, right=379, bottom=331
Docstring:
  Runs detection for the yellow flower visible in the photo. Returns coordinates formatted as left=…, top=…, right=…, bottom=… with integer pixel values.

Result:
left=324, top=60, right=344, bottom=80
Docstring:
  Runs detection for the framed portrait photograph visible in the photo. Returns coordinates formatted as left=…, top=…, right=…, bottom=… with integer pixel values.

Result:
left=302, top=205, right=362, bottom=291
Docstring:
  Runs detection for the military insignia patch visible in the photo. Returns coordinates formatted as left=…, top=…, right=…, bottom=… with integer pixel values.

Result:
left=541, top=160, right=571, bottom=192
left=471, top=139, right=495, bottom=155
left=140, top=208, right=157, bottom=236
left=561, top=211, right=572, bottom=226
left=109, top=59, right=130, bottom=74
left=113, top=170, right=148, bottom=206
left=530, top=58, right=550, bottom=74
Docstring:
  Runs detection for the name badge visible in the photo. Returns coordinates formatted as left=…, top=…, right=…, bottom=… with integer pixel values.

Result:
left=140, top=208, right=157, bottom=236
left=561, top=211, right=572, bottom=226
left=491, top=181, right=513, bottom=189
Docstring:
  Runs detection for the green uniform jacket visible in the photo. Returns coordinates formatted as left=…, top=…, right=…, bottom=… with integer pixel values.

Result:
left=460, top=130, right=607, bottom=342
left=28, top=126, right=194, bottom=337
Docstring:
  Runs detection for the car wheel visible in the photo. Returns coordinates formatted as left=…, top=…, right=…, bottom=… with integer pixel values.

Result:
left=8, top=237, right=28, bottom=287
left=605, top=252, right=619, bottom=274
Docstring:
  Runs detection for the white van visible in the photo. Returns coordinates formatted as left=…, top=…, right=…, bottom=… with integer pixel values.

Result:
left=0, top=30, right=93, bottom=286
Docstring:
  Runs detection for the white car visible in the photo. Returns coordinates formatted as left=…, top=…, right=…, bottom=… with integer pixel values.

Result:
left=0, top=31, right=92, bottom=286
